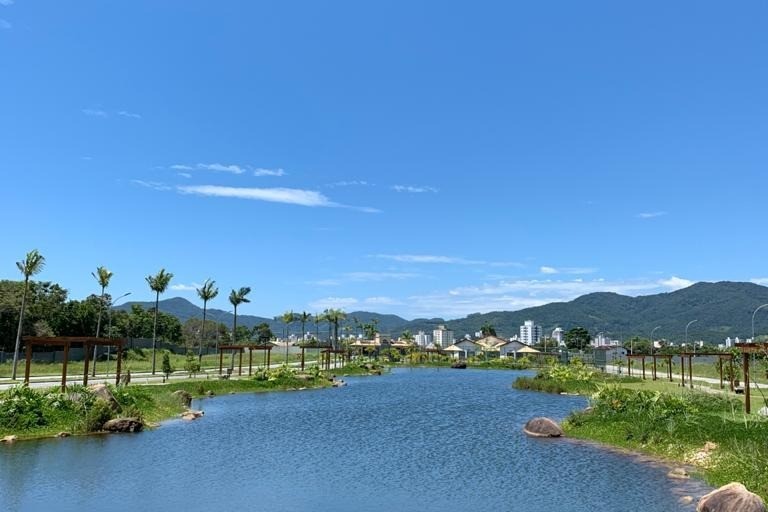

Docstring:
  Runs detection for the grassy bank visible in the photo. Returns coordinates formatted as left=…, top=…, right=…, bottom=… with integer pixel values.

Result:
left=0, top=365, right=333, bottom=440
left=515, top=363, right=768, bottom=501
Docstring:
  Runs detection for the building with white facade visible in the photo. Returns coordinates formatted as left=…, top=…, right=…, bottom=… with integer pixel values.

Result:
left=551, top=327, right=564, bottom=346
left=414, top=331, right=432, bottom=347
left=433, top=325, right=455, bottom=348
left=519, top=320, right=542, bottom=346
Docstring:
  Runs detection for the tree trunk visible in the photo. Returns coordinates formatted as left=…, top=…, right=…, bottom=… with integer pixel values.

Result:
left=10, top=278, right=29, bottom=380
left=199, top=302, right=207, bottom=363
left=151, top=291, right=159, bottom=374
left=92, top=285, right=106, bottom=376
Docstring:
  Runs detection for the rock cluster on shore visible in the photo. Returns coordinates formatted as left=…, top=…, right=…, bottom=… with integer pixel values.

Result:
left=522, top=417, right=564, bottom=437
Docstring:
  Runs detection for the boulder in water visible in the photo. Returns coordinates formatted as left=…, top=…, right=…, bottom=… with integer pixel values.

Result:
left=697, top=482, right=766, bottom=512
left=102, top=418, right=144, bottom=433
left=523, top=417, right=564, bottom=438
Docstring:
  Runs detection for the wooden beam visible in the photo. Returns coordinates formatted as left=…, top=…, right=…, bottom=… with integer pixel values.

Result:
left=744, top=352, right=751, bottom=414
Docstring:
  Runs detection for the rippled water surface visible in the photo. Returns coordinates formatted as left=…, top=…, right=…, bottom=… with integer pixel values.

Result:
left=0, top=368, right=708, bottom=511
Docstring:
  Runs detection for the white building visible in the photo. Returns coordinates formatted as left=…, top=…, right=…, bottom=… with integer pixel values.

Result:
left=414, top=331, right=432, bottom=348
left=591, top=332, right=620, bottom=347
left=519, top=320, right=542, bottom=346
left=551, top=327, right=564, bottom=346
left=433, top=325, right=455, bottom=348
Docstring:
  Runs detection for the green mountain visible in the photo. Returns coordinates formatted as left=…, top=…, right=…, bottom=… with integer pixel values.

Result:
left=120, top=281, right=768, bottom=344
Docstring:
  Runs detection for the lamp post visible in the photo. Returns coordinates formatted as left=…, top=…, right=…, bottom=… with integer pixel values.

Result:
left=685, top=319, right=698, bottom=354
left=751, top=304, right=768, bottom=343
left=105, top=292, right=131, bottom=377
left=650, top=326, right=661, bottom=354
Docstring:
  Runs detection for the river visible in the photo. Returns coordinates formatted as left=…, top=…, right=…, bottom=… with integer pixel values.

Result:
left=0, top=368, right=709, bottom=511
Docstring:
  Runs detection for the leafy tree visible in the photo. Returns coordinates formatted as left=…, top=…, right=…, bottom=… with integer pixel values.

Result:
left=252, top=322, right=273, bottom=344
left=623, top=336, right=651, bottom=355
left=298, top=311, right=312, bottom=343
left=361, top=318, right=379, bottom=340
left=161, top=352, right=173, bottom=380
left=480, top=323, right=497, bottom=337
left=564, top=326, right=590, bottom=351
left=401, top=330, right=414, bottom=343
left=145, top=268, right=174, bottom=374
left=12, top=249, right=45, bottom=380
left=184, top=351, right=201, bottom=377
left=281, top=310, right=296, bottom=360
left=196, top=279, right=219, bottom=362
left=323, top=308, right=347, bottom=349
left=91, top=266, right=113, bottom=375
left=228, top=287, right=251, bottom=343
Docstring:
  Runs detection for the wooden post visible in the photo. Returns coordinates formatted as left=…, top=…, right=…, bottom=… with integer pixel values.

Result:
left=62, top=342, right=70, bottom=391
left=219, top=350, right=223, bottom=375
left=680, top=355, right=686, bottom=387
left=238, top=349, right=243, bottom=376
left=641, top=357, right=646, bottom=380
left=24, top=340, right=33, bottom=385
left=718, top=357, right=724, bottom=389
left=301, top=347, right=305, bottom=371
left=83, top=342, right=90, bottom=386
left=744, top=352, right=751, bottom=414
left=729, top=357, right=734, bottom=392
left=652, top=354, right=657, bottom=380
left=115, top=343, right=122, bottom=387
left=248, top=348, right=253, bottom=376
left=267, top=348, right=271, bottom=368
left=688, top=355, right=693, bottom=389
left=667, top=356, right=672, bottom=382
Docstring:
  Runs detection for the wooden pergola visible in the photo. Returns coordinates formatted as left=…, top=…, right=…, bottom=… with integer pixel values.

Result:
left=218, top=344, right=273, bottom=376
left=626, top=354, right=674, bottom=381
left=678, top=352, right=735, bottom=391
left=22, top=336, right=125, bottom=391
left=299, top=343, right=330, bottom=371
left=320, top=348, right=348, bottom=371
left=735, top=343, right=768, bottom=414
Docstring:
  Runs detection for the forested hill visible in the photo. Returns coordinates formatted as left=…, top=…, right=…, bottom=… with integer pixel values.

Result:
left=120, top=281, right=768, bottom=343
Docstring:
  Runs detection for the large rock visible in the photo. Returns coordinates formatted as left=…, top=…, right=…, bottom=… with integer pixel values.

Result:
left=1, top=435, right=18, bottom=443
left=697, top=482, right=766, bottom=512
left=181, top=410, right=204, bottom=421
left=89, top=383, right=121, bottom=411
left=523, top=417, right=564, bottom=438
left=102, top=418, right=144, bottom=433
left=173, top=390, right=193, bottom=407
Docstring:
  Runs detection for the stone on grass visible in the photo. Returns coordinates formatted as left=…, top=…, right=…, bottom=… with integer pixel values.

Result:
left=523, top=417, right=564, bottom=438
left=102, top=418, right=144, bottom=433
left=56, top=432, right=71, bottom=438
left=173, top=390, right=192, bottom=407
left=697, top=482, right=766, bottom=512
left=88, top=383, right=121, bottom=411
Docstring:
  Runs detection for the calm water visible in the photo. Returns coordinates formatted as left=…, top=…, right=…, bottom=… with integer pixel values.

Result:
left=0, top=368, right=708, bottom=511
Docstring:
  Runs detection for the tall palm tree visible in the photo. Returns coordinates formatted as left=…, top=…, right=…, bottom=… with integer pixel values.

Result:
left=298, top=311, right=312, bottom=344
left=281, top=310, right=296, bottom=362
left=91, top=266, right=113, bottom=376
left=228, top=287, right=251, bottom=343
left=196, top=279, right=219, bottom=363
left=11, top=249, right=45, bottom=380
left=146, top=268, right=174, bottom=374
left=323, top=308, right=347, bottom=350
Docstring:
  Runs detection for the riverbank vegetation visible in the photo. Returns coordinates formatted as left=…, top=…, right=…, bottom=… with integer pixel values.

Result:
left=517, top=362, right=768, bottom=501
left=0, top=365, right=333, bottom=440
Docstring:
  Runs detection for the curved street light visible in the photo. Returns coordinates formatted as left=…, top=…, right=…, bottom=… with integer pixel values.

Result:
left=650, top=326, right=661, bottom=354
left=752, top=304, right=768, bottom=343
left=105, top=292, right=131, bottom=377
left=685, top=319, right=698, bottom=354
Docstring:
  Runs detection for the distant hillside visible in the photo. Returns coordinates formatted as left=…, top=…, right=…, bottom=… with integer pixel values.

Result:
left=120, top=281, right=768, bottom=343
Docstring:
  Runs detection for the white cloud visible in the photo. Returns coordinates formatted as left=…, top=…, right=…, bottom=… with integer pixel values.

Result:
left=364, top=296, right=401, bottom=305
left=197, top=163, right=246, bottom=174
left=637, top=211, right=668, bottom=219
left=540, top=266, right=597, bottom=275
left=131, top=179, right=171, bottom=191
left=327, top=180, right=370, bottom=188
left=308, top=297, right=359, bottom=310
left=117, top=110, right=142, bottom=119
left=171, top=164, right=193, bottom=170
left=253, top=168, right=285, bottom=177
left=658, top=276, right=694, bottom=289
left=307, top=279, right=342, bottom=287
left=345, top=271, right=420, bottom=282
left=176, top=184, right=379, bottom=213
left=177, top=172, right=192, bottom=178
left=170, top=283, right=199, bottom=292
left=0, top=18, right=10, bottom=29
left=750, top=278, right=768, bottom=286
left=82, top=108, right=108, bottom=117
left=373, top=254, right=483, bottom=265
left=392, top=185, right=438, bottom=193
left=0, top=1, right=14, bottom=6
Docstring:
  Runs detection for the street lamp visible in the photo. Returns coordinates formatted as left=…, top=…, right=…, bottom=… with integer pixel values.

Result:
left=685, top=319, right=698, bottom=354
left=751, top=304, right=768, bottom=343
left=105, top=292, right=131, bottom=377
left=650, top=326, right=661, bottom=354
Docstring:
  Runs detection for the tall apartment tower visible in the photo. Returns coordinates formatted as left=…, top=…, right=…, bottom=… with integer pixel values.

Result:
left=519, top=320, right=542, bottom=346
left=433, top=325, right=455, bottom=348
left=414, top=331, right=433, bottom=347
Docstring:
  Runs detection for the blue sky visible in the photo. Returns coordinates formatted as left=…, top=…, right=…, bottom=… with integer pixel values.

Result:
left=1, top=1, right=767, bottom=320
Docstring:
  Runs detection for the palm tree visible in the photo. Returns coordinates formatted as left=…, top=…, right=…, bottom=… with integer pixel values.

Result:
left=196, top=279, right=219, bottom=363
left=11, top=249, right=45, bottom=380
left=299, top=311, right=312, bottom=344
left=146, top=268, right=174, bottom=374
left=281, top=310, right=296, bottom=362
left=228, top=287, right=251, bottom=343
left=91, top=266, right=113, bottom=376
left=323, top=308, right=347, bottom=350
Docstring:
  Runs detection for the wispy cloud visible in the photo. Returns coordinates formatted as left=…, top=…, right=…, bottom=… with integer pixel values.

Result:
left=82, top=108, right=108, bottom=117
left=750, top=278, right=768, bottom=286
left=539, top=266, right=597, bottom=275
left=132, top=179, right=172, bottom=191
left=0, top=18, right=10, bottom=29
left=117, top=110, right=142, bottom=119
left=0, top=0, right=14, bottom=6
left=364, top=296, right=401, bottom=306
left=637, top=211, right=668, bottom=219
left=170, top=164, right=193, bottom=171
left=658, top=276, right=694, bottom=289
left=308, top=272, right=420, bottom=287
left=372, top=254, right=521, bottom=267
left=177, top=184, right=379, bottom=212
left=308, top=297, right=359, bottom=310
left=196, top=163, right=246, bottom=174
left=177, top=172, right=192, bottom=178
left=327, top=180, right=371, bottom=188
left=392, top=185, right=438, bottom=193
left=170, top=283, right=200, bottom=292
left=253, top=168, right=285, bottom=177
